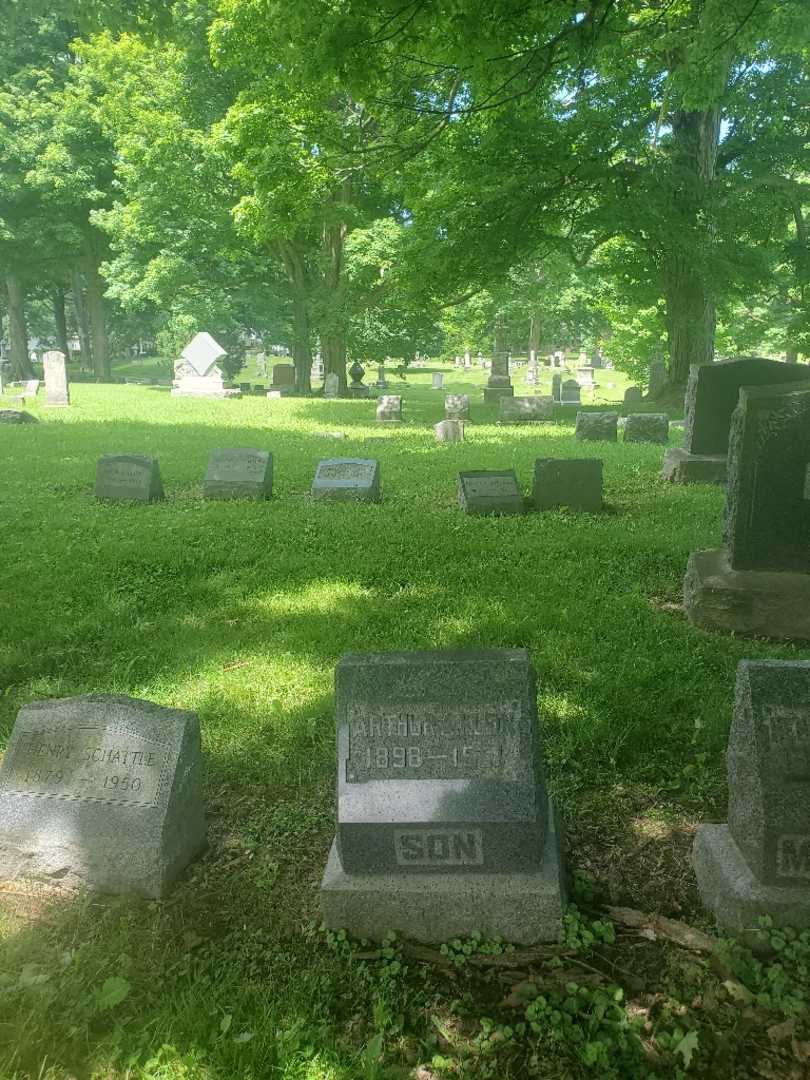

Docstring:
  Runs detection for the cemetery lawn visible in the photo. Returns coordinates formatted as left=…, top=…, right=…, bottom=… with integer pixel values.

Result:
left=1, top=365, right=808, bottom=1080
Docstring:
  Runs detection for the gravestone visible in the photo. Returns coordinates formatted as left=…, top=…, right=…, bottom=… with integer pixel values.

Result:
left=43, top=351, right=69, bottom=407
left=434, top=419, right=464, bottom=443
left=624, top=413, right=669, bottom=444
left=498, top=396, right=554, bottom=423
left=239, top=382, right=251, bottom=395
left=253, top=384, right=265, bottom=396
left=312, top=458, right=380, bottom=503
left=172, top=333, right=230, bottom=397
left=376, top=395, right=402, bottom=422
left=525, top=359, right=538, bottom=386
left=560, top=379, right=581, bottom=406
left=203, top=449, right=273, bottom=500
left=575, top=411, right=618, bottom=442
left=533, top=459, right=603, bottom=512
left=0, top=694, right=205, bottom=897
left=464, top=350, right=472, bottom=370
left=551, top=373, right=562, bottom=403
left=445, top=394, right=470, bottom=420
left=684, top=382, right=810, bottom=639
left=319, top=649, right=565, bottom=943
left=432, top=372, right=444, bottom=390
left=664, top=357, right=810, bottom=484
left=576, top=367, right=595, bottom=387
left=693, top=661, right=810, bottom=938
left=624, top=386, right=642, bottom=405
left=648, top=354, right=667, bottom=398
left=0, top=409, right=38, bottom=424
left=458, top=470, right=524, bottom=515
left=483, top=348, right=514, bottom=403
left=324, top=372, right=340, bottom=399
left=374, top=365, right=388, bottom=389
left=348, top=360, right=370, bottom=399
left=95, top=454, right=164, bottom=503
left=271, top=364, right=296, bottom=395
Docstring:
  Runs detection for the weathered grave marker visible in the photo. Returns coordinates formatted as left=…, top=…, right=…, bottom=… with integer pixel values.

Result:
left=43, top=351, right=69, bottom=407
left=624, top=413, right=669, bottom=444
left=435, top=419, right=464, bottom=443
left=0, top=694, right=205, bottom=896
left=203, top=449, right=273, bottom=500
left=0, top=409, right=37, bottom=424
left=663, top=357, right=810, bottom=484
left=624, top=386, right=642, bottom=405
left=312, top=458, right=381, bottom=503
left=323, top=372, right=340, bottom=398
left=432, top=372, right=444, bottom=390
left=458, top=470, right=524, bottom=515
left=575, top=412, right=618, bottom=442
left=533, top=459, right=603, bottom=512
left=498, top=396, right=554, bottom=423
left=95, top=454, right=164, bottom=503
left=271, top=364, right=296, bottom=394
left=559, top=379, right=581, bottom=406
left=172, top=333, right=231, bottom=398
left=445, top=394, right=470, bottom=420
left=694, top=661, right=810, bottom=937
left=684, top=382, right=810, bottom=639
left=376, top=395, right=402, bottom=422
left=320, top=649, right=565, bottom=943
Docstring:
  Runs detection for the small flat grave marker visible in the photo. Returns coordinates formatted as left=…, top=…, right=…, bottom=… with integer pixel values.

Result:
left=458, top=470, right=524, bottom=515
left=312, top=458, right=380, bottom=503
left=0, top=694, right=205, bottom=897
left=95, top=454, right=164, bottom=503
left=203, top=448, right=273, bottom=500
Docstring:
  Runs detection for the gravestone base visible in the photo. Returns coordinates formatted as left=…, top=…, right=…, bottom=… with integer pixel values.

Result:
left=661, top=448, right=726, bottom=485
left=693, top=824, right=810, bottom=943
left=483, top=386, right=514, bottom=404
left=321, top=799, right=565, bottom=945
left=684, top=548, right=810, bottom=641
left=348, top=385, right=371, bottom=399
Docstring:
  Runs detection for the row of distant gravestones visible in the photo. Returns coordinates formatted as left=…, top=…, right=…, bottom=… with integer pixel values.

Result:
left=0, top=652, right=805, bottom=949
left=95, top=450, right=625, bottom=514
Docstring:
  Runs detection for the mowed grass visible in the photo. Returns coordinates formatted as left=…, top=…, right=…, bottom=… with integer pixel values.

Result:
left=0, top=364, right=805, bottom=1079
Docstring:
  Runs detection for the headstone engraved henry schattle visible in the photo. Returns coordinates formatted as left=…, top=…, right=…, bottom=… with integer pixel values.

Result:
left=312, top=458, right=381, bottom=503
left=43, top=350, right=69, bottom=407
left=458, top=470, right=524, bottom=515
left=684, top=382, right=810, bottom=640
left=663, top=357, right=810, bottom=484
left=0, top=695, right=206, bottom=897
left=693, top=661, right=810, bottom=937
left=203, top=449, right=273, bottom=500
left=319, top=649, right=565, bottom=943
left=95, top=454, right=164, bottom=503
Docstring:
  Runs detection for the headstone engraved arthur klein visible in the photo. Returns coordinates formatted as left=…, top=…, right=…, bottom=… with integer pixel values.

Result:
left=312, top=458, right=380, bottom=502
left=693, top=661, right=810, bottom=937
left=684, top=382, right=810, bottom=640
left=95, top=454, right=164, bottom=502
left=203, top=448, right=273, bottom=500
left=0, top=695, right=206, bottom=897
left=458, top=470, right=524, bottom=515
left=320, top=649, right=565, bottom=943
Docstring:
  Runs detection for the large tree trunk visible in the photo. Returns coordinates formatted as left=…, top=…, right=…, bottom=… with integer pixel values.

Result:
left=291, top=294, right=312, bottom=391
left=70, top=269, right=93, bottom=371
left=5, top=273, right=33, bottom=379
left=322, top=335, right=346, bottom=392
left=85, top=242, right=110, bottom=380
left=53, top=287, right=71, bottom=361
left=663, top=105, right=722, bottom=387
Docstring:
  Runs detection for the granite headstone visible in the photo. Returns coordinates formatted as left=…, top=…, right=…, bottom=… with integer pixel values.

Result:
left=560, top=379, right=581, bottom=406
left=623, top=413, right=669, bottom=444
left=376, top=395, right=402, bottom=422
left=575, top=412, right=618, bottom=442
left=203, top=448, right=273, bottom=500
left=434, top=419, right=464, bottom=443
left=445, top=394, right=470, bottom=420
left=694, top=661, right=810, bottom=937
left=0, top=694, right=205, bottom=897
left=458, top=470, right=524, bottom=515
left=533, top=459, right=603, bottom=512
left=312, top=458, right=380, bottom=503
left=319, top=649, right=565, bottom=943
left=43, top=351, right=69, bottom=407
left=95, top=454, right=164, bottom=503
left=498, top=396, right=554, bottom=423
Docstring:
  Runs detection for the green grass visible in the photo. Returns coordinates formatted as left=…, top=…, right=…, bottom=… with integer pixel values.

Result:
left=0, top=365, right=806, bottom=1078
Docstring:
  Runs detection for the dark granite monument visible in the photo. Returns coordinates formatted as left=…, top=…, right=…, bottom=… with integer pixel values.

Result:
left=458, top=470, right=524, bottom=515
left=533, top=459, right=603, bottom=512
left=95, top=454, right=164, bottom=503
left=575, top=412, right=618, bottom=442
left=560, top=379, right=581, bottom=406
left=694, top=661, right=810, bottom=938
left=0, top=694, right=205, bottom=897
left=319, top=649, right=565, bottom=942
left=684, top=382, right=810, bottom=639
left=663, top=357, right=810, bottom=484
left=203, top=449, right=273, bottom=500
